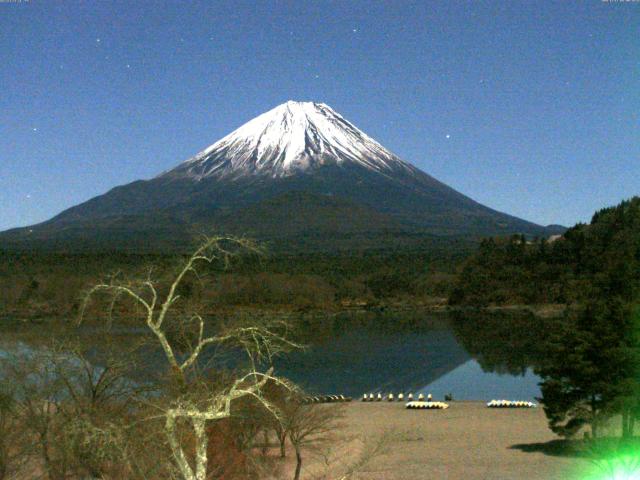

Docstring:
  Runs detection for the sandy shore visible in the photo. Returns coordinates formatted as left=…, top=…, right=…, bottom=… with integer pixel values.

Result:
left=317, top=401, right=590, bottom=480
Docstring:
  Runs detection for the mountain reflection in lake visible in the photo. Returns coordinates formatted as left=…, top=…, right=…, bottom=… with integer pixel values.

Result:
left=1, top=310, right=553, bottom=401
left=269, top=310, right=551, bottom=400
left=273, top=326, right=470, bottom=396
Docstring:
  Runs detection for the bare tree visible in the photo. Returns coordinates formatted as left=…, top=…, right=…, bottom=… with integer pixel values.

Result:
left=306, top=429, right=400, bottom=480
left=284, top=401, right=345, bottom=480
left=5, top=349, right=70, bottom=480
left=80, top=236, right=302, bottom=480
left=0, top=382, right=22, bottom=480
left=49, top=343, right=145, bottom=479
left=0, top=341, right=147, bottom=480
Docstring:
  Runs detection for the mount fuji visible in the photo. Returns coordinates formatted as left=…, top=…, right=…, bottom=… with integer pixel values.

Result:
left=1, top=101, right=563, bottom=252
left=165, top=101, right=415, bottom=180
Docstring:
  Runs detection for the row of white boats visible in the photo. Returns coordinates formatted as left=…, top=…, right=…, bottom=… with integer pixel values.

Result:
left=486, top=400, right=537, bottom=408
left=361, top=393, right=537, bottom=409
left=300, top=394, right=538, bottom=409
left=300, top=395, right=353, bottom=404
left=405, top=401, right=450, bottom=409
left=361, top=393, right=434, bottom=402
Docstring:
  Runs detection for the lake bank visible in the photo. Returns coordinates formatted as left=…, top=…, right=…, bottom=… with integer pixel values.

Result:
left=1, top=308, right=552, bottom=401
left=0, top=300, right=567, bottom=327
left=303, top=401, right=590, bottom=480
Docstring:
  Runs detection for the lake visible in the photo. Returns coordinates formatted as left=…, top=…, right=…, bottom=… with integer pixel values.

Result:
left=0, top=310, right=549, bottom=402
left=270, top=310, right=546, bottom=401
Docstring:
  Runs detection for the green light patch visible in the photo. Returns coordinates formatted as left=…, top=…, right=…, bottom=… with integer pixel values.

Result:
left=582, top=448, right=640, bottom=480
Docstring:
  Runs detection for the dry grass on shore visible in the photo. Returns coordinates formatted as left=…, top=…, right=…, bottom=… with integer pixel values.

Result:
left=288, top=401, right=591, bottom=480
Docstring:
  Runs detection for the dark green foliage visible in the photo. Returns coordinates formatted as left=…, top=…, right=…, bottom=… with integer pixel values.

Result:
left=365, top=268, right=418, bottom=298
left=536, top=300, right=637, bottom=438
left=449, top=235, right=579, bottom=306
left=0, top=239, right=474, bottom=318
left=450, top=196, right=640, bottom=307
left=451, top=197, right=640, bottom=439
left=538, top=197, right=640, bottom=439
left=450, top=311, right=557, bottom=376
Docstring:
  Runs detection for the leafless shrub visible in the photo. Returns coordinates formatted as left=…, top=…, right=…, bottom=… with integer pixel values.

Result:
left=282, top=400, right=345, bottom=480
left=0, top=381, right=25, bottom=480
left=307, top=428, right=399, bottom=480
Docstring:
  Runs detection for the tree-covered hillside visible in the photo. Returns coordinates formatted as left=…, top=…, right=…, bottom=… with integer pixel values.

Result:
left=449, top=197, right=640, bottom=440
left=0, top=238, right=474, bottom=318
left=449, top=197, right=640, bottom=307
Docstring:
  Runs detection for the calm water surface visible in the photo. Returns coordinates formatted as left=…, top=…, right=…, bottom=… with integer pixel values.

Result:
left=1, top=311, right=547, bottom=401
left=271, top=311, right=545, bottom=401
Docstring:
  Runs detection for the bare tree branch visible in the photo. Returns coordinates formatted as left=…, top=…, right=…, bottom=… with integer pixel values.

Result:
left=79, top=235, right=299, bottom=480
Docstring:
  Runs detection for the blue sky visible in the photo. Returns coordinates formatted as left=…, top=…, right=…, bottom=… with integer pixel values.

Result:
left=1, top=0, right=638, bottom=230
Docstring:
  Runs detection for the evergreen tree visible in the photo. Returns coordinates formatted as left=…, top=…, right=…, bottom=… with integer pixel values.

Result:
left=536, top=297, right=640, bottom=438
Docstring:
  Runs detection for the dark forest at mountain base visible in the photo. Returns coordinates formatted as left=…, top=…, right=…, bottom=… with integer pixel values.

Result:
left=0, top=238, right=475, bottom=319
left=449, top=196, right=640, bottom=307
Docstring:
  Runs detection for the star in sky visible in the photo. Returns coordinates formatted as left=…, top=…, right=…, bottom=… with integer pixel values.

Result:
left=1, top=1, right=635, bottom=233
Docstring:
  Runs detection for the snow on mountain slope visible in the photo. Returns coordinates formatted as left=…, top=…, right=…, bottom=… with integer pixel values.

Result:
left=165, top=101, right=416, bottom=180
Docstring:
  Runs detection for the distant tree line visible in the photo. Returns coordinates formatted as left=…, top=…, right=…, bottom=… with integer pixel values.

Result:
left=0, top=239, right=474, bottom=319
left=449, top=197, right=640, bottom=308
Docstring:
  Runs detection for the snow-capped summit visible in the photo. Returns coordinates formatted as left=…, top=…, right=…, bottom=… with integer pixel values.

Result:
left=165, top=101, right=413, bottom=180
